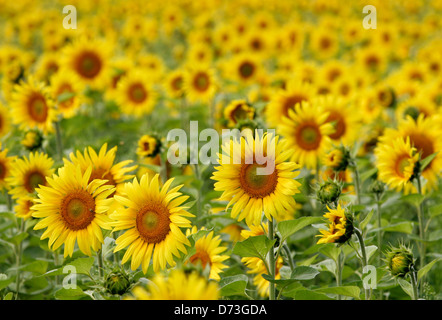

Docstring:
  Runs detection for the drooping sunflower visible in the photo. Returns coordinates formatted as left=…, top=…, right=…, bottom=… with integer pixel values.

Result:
left=187, top=231, right=229, bottom=281
left=110, top=174, right=194, bottom=273
left=50, top=70, right=84, bottom=119
left=115, top=69, right=158, bottom=117
left=316, top=203, right=354, bottom=244
left=183, top=66, right=217, bottom=104
left=211, top=131, right=301, bottom=226
left=126, top=269, right=219, bottom=300
left=375, top=136, right=419, bottom=193
left=61, top=36, right=112, bottom=89
left=265, top=79, right=314, bottom=129
left=277, top=101, right=334, bottom=170
left=223, top=99, right=255, bottom=128
left=10, top=76, right=57, bottom=134
left=6, top=151, right=54, bottom=199
left=32, top=164, right=115, bottom=257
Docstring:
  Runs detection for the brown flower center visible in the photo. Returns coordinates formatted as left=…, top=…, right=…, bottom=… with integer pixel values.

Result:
left=24, top=170, right=46, bottom=193
left=296, top=123, right=322, bottom=150
left=75, top=51, right=102, bottom=79
left=60, top=190, right=96, bottom=230
left=27, top=93, right=48, bottom=123
left=239, top=163, right=278, bottom=198
left=136, top=203, right=171, bottom=243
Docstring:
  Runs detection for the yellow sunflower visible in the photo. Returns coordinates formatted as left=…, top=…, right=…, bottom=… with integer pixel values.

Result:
left=0, top=145, right=15, bottom=192
left=0, top=103, right=12, bottom=139
left=126, top=269, right=219, bottom=300
left=163, top=69, right=185, bottom=99
left=278, top=101, right=334, bottom=170
left=136, top=134, right=161, bottom=159
left=32, top=163, right=115, bottom=257
left=211, top=131, right=301, bottom=226
left=50, top=70, right=84, bottom=119
left=309, top=27, right=339, bottom=61
left=316, top=203, right=353, bottom=244
left=228, top=53, right=263, bottom=86
left=110, top=174, right=194, bottom=273
left=223, top=99, right=255, bottom=128
left=10, top=76, right=57, bottom=134
left=378, top=114, right=442, bottom=193
left=14, top=195, right=36, bottom=220
left=187, top=231, right=229, bottom=281
left=265, top=79, right=314, bottom=129
left=61, top=36, right=112, bottom=89
left=183, top=66, right=217, bottom=104
left=115, top=69, right=158, bottom=117
left=6, top=151, right=54, bottom=199
left=375, top=137, right=419, bottom=193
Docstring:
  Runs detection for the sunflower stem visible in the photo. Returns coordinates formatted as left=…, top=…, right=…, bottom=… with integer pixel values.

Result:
left=375, top=193, right=383, bottom=267
left=415, top=174, right=425, bottom=271
left=15, top=218, right=25, bottom=300
left=268, top=216, right=276, bottom=300
left=5, top=192, right=12, bottom=212
left=283, top=244, right=295, bottom=273
left=410, top=265, right=419, bottom=300
left=97, top=249, right=104, bottom=278
left=353, top=165, right=362, bottom=205
left=354, top=227, right=370, bottom=300
left=336, top=251, right=343, bottom=300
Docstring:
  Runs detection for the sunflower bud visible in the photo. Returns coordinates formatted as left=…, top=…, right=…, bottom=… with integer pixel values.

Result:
left=104, top=269, right=132, bottom=295
left=21, top=130, right=43, bottom=151
left=369, top=179, right=385, bottom=196
left=384, top=243, right=415, bottom=278
left=323, top=145, right=351, bottom=172
left=316, top=179, right=342, bottom=205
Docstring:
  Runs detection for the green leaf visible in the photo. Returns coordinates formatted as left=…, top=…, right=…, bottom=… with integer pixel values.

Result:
left=278, top=216, right=324, bottom=243
left=3, top=292, right=14, bottom=300
left=290, top=266, right=320, bottom=281
left=42, top=256, right=95, bottom=277
left=418, top=258, right=442, bottom=281
left=138, top=163, right=161, bottom=173
left=0, top=274, right=13, bottom=291
left=370, top=221, right=413, bottom=234
left=219, top=274, right=248, bottom=297
left=429, top=204, right=442, bottom=218
left=401, top=193, right=425, bottom=207
left=294, top=289, right=333, bottom=300
left=397, top=277, right=414, bottom=300
left=57, top=91, right=76, bottom=103
left=232, top=235, right=275, bottom=262
left=420, top=152, right=438, bottom=172
left=319, top=244, right=341, bottom=263
left=55, top=287, right=89, bottom=300
left=315, top=286, right=361, bottom=300
left=19, top=260, right=48, bottom=275
left=359, top=209, right=374, bottom=231
left=8, top=232, right=29, bottom=246
left=360, top=168, right=378, bottom=182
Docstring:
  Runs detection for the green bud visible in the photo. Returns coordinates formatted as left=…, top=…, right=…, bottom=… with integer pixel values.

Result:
left=104, top=269, right=132, bottom=295
left=316, top=180, right=343, bottom=205
left=384, top=243, right=415, bottom=278
left=369, top=180, right=385, bottom=195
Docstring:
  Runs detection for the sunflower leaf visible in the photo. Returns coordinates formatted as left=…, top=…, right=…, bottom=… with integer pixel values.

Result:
left=314, top=286, right=361, bottom=300
left=418, top=258, right=442, bottom=280
left=277, top=216, right=324, bottom=243
left=219, top=274, right=249, bottom=297
left=232, top=235, right=275, bottom=262
left=419, top=152, right=438, bottom=172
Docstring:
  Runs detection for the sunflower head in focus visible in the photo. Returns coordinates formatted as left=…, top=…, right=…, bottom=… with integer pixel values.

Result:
left=111, top=174, right=194, bottom=273
left=278, top=101, right=334, bottom=170
left=6, top=151, right=54, bottom=199
left=316, top=203, right=354, bottom=245
left=10, top=76, right=56, bottom=134
left=32, top=163, right=115, bottom=257
left=126, top=269, right=219, bottom=300
left=211, top=131, right=301, bottom=226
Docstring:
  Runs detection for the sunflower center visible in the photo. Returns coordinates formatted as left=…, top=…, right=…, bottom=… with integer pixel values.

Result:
left=0, top=162, right=6, bottom=180
left=128, top=83, right=147, bottom=103
left=395, top=155, right=412, bottom=178
left=320, top=37, right=331, bottom=49
left=189, top=251, right=211, bottom=269
left=193, top=72, right=210, bottom=92
left=171, top=76, right=183, bottom=91
left=326, top=112, right=346, bottom=140
left=239, top=61, right=255, bottom=79
left=239, top=163, right=278, bottom=198
left=296, top=123, right=322, bottom=150
left=24, top=170, right=46, bottom=193
left=76, top=51, right=102, bottom=79
left=28, top=93, right=48, bottom=123
left=60, top=190, right=96, bottom=230
left=136, top=204, right=170, bottom=243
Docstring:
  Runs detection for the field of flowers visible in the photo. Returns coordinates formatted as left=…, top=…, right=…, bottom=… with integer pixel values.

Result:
left=0, top=0, right=441, bottom=302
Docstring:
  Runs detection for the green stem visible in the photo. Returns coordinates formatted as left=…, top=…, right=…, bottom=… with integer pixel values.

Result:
left=415, top=175, right=425, bottom=270
left=97, top=249, right=104, bottom=278
left=336, top=251, right=343, bottom=300
left=354, top=227, right=370, bottom=300
left=283, top=245, right=295, bottom=273
left=353, top=165, right=362, bottom=205
left=268, top=217, right=276, bottom=300
left=5, top=192, right=13, bottom=212
left=410, top=266, right=419, bottom=300
left=375, top=193, right=383, bottom=267
left=15, top=219, right=25, bottom=300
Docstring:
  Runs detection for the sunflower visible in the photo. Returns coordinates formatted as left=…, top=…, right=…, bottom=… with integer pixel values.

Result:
left=136, top=134, right=162, bottom=159
left=114, top=69, right=158, bottom=117
left=126, top=269, right=219, bottom=300
left=228, top=53, right=263, bottom=86
left=375, top=136, right=419, bottom=193
left=316, top=203, right=354, bottom=244
left=61, top=36, right=112, bottom=89
left=64, top=143, right=137, bottom=207
left=211, top=131, right=301, bottom=226
left=0, top=103, right=12, bottom=138
left=316, top=95, right=361, bottom=147
left=32, top=164, right=115, bottom=257
left=379, top=114, right=442, bottom=193
left=0, top=145, right=15, bottom=192
left=186, top=42, right=214, bottom=66
left=50, top=70, right=83, bottom=119
left=223, top=99, right=255, bottom=128
left=163, top=69, right=185, bottom=99
left=309, top=27, right=339, bottom=61
left=110, top=174, right=194, bottom=273
left=6, top=151, right=54, bottom=199
left=14, top=195, right=36, bottom=220
left=265, top=79, right=314, bottom=128
left=278, top=101, right=334, bottom=170
left=183, top=66, right=217, bottom=104
left=187, top=231, right=229, bottom=281
left=34, top=52, right=60, bottom=84
left=10, top=76, right=57, bottom=134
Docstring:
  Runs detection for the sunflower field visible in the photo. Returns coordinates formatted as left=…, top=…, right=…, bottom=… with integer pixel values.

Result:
left=0, top=0, right=441, bottom=303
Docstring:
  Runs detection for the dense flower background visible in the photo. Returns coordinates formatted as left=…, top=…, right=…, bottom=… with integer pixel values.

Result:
left=0, top=0, right=441, bottom=301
